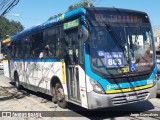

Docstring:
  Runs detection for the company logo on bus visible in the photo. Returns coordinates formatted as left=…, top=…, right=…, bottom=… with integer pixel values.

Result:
left=107, top=85, right=111, bottom=90
left=147, top=80, right=153, bottom=84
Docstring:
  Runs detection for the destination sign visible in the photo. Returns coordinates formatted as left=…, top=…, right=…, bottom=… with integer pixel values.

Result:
left=86, top=9, right=149, bottom=24
left=94, top=14, right=142, bottom=23
left=63, top=19, right=79, bottom=30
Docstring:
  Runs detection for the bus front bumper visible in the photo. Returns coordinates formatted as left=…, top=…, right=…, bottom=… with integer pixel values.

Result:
left=87, top=85, right=157, bottom=109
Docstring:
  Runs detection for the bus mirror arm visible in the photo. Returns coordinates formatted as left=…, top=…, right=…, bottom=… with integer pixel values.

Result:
left=81, top=28, right=89, bottom=42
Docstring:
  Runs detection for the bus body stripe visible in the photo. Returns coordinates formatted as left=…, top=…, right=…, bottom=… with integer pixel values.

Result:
left=11, top=59, right=62, bottom=62
left=3, top=60, right=8, bottom=62
left=2, top=38, right=10, bottom=43
left=62, top=14, right=65, bottom=21
left=61, top=59, right=66, bottom=84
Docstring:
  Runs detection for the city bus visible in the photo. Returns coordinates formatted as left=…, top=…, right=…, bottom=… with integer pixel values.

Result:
left=2, top=7, right=157, bottom=109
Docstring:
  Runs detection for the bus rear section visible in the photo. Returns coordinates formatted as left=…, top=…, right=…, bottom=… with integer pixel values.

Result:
left=83, top=8, right=157, bottom=109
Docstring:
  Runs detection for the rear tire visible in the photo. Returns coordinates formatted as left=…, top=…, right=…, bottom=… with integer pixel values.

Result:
left=55, top=83, right=67, bottom=108
left=14, top=73, right=21, bottom=90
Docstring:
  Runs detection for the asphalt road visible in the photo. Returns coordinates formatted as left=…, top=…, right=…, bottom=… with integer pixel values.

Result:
left=0, top=70, right=160, bottom=120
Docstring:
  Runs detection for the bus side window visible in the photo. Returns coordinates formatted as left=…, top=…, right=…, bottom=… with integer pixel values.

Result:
left=43, top=26, right=60, bottom=58
left=22, top=36, right=32, bottom=59
left=59, top=25, right=66, bottom=58
left=16, top=39, right=22, bottom=59
left=11, top=42, right=16, bottom=59
left=32, top=32, right=43, bottom=58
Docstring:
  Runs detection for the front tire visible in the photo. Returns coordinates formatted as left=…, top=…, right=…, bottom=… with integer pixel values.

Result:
left=55, top=83, right=67, bottom=108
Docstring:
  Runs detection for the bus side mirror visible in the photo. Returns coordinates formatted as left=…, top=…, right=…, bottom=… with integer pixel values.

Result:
left=80, top=28, right=89, bottom=42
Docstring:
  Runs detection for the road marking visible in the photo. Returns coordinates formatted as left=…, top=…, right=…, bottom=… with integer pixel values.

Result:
left=26, top=97, right=52, bottom=111
left=26, top=96, right=68, bottom=120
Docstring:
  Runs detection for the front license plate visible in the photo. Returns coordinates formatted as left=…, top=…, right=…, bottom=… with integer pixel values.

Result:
left=126, top=95, right=137, bottom=101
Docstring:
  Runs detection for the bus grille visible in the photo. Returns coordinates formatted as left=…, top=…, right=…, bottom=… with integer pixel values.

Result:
left=111, top=92, right=149, bottom=105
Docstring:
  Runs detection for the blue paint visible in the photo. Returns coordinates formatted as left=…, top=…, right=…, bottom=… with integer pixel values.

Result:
left=11, top=59, right=62, bottom=63
left=64, top=8, right=86, bottom=21
left=85, top=44, right=156, bottom=91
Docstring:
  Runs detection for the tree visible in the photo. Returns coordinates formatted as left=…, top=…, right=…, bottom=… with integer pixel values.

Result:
left=48, top=1, right=94, bottom=20
left=0, top=17, right=24, bottom=40
left=48, top=13, right=63, bottom=21
left=67, top=1, right=94, bottom=12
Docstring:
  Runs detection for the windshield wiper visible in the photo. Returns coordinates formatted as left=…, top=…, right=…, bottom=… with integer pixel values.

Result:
left=104, top=22, right=125, bottom=50
left=104, top=22, right=131, bottom=64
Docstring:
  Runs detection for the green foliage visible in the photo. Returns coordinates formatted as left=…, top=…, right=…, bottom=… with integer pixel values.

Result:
left=67, top=1, right=94, bottom=12
left=68, top=2, right=87, bottom=12
left=0, top=17, right=24, bottom=40
left=48, top=13, right=63, bottom=20
left=48, top=1, right=94, bottom=20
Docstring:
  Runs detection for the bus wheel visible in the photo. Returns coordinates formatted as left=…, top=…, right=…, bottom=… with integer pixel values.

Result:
left=55, top=83, right=67, bottom=108
left=52, top=86, right=57, bottom=103
left=14, top=73, right=21, bottom=90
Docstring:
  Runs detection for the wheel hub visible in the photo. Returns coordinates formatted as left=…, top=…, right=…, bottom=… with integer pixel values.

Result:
left=56, top=88, right=64, bottom=101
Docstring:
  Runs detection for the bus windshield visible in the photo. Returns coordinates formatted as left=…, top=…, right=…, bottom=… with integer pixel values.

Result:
left=89, top=25, right=154, bottom=76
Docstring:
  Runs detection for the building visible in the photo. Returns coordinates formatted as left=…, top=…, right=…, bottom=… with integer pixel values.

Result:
left=154, top=28, right=160, bottom=51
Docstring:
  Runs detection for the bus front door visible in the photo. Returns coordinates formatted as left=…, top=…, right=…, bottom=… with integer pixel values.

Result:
left=65, top=28, right=81, bottom=103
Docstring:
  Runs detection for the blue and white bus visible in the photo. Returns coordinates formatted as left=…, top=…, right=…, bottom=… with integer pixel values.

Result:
left=3, top=7, right=157, bottom=109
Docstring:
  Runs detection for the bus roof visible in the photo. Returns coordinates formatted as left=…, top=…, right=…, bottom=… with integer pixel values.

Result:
left=10, top=7, right=86, bottom=42
left=85, top=7, right=147, bottom=15
left=8, top=7, right=148, bottom=42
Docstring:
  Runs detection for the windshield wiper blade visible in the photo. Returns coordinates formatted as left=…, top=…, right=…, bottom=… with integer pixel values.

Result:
left=103, top=22, right=125, bottom=50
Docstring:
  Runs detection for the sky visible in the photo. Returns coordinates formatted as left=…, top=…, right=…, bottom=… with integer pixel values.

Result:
left=5, top=0, right=160, bottom=29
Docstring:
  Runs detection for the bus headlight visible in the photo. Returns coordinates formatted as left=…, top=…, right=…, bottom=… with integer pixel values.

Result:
left=90, top=79, right=105, bottom=94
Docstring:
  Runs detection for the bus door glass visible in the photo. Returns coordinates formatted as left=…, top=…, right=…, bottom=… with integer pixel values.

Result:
left=65, top=28, right=81, bottom=102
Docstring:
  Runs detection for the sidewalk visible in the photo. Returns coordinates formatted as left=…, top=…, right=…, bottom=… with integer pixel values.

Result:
left=0, top=74, right=13, bottom=100
left=0, top=74, right=26, bottom=101
left=0, top=86, right=13, bottom=100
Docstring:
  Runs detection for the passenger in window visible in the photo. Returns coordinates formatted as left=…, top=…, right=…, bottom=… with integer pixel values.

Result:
left=39, top=51, right=44, bottom=58
left=39, top=44, right=52, bottom=58
left=44, top=45, right=52, bottom=57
